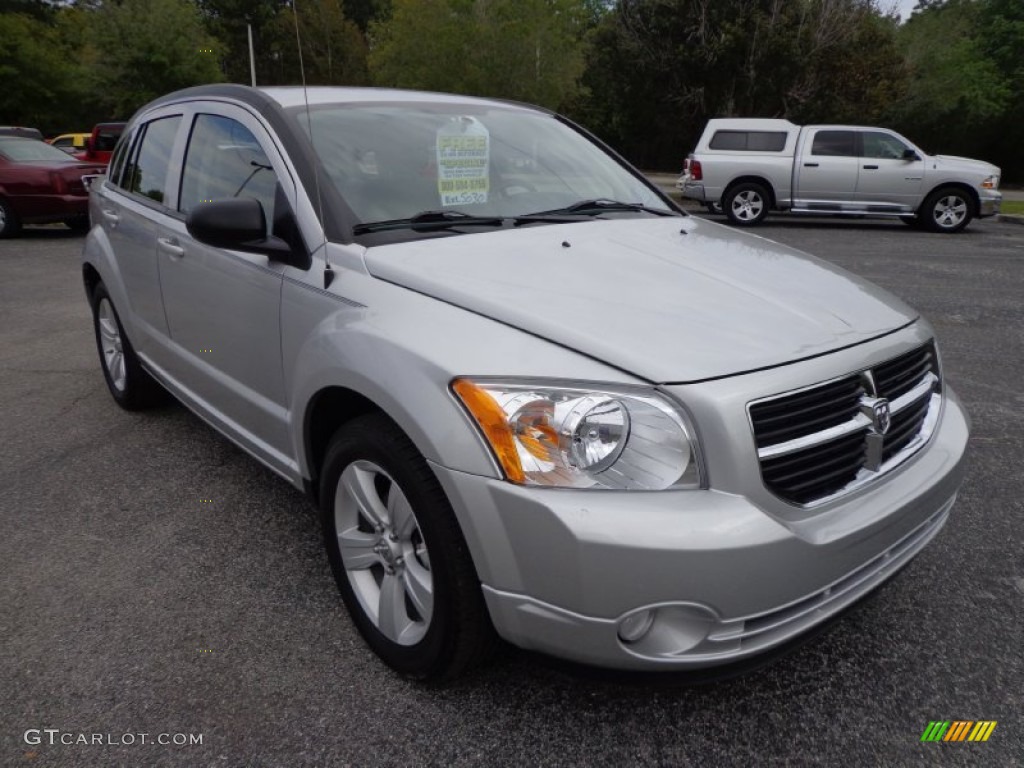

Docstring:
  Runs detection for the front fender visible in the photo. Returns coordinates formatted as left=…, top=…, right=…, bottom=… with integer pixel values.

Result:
left=281, top=270, right=643, bottom=481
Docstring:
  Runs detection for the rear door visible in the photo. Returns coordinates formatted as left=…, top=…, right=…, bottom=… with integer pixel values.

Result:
left=794, top=129, right=859, bottom=207
left=95, top=111, right=184, bottom=358
left=855, top=130, right=924, bottom=210
left=155, top=105, right=292, bottom=469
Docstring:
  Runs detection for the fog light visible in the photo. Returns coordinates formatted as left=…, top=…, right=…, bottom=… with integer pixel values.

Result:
left=617, top=609, right=656, bottom=644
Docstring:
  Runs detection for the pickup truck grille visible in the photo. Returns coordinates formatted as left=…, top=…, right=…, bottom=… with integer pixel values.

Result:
left=750, top=342, right=940, bottom=506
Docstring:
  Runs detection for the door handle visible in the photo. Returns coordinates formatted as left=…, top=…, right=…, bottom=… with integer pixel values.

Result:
left=157, top=237, right=185, bottom=258
left=100, top=208, right=119, bottom=225
left=803, top=162, right=819, bottom=167
left=862, top=164, right=879, bottom=170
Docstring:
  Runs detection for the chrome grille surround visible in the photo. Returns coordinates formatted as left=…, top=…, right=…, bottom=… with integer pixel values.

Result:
left=749, top=342, right=942, bottom=507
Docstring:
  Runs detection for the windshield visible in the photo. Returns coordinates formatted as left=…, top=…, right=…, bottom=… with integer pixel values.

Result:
left=290, top=103, right=670, bottom=226
left=0, top=137, right=79, bottom=163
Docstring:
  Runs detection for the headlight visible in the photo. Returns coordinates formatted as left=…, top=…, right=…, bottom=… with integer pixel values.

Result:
left=452, top=379, right=702, bottom=490
left=981, top=175, right=999, bottom=189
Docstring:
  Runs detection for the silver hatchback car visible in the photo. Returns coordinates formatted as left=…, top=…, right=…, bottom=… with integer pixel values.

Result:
left=82, top=85, right=968, bottom=680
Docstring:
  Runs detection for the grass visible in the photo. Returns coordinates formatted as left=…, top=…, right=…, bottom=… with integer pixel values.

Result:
left=1001, top=200, right=1024, bottom=215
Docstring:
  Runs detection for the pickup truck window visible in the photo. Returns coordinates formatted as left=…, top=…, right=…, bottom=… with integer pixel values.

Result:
left=810, top=131, right=856, bottom=157
left=861, top=131, right=909, bottom=160
left=709, top=130, right=787, bottom=151
left=125, top=116, right=182, bottom=204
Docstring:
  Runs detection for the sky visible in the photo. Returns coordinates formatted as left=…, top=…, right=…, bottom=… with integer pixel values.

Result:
left=885, top=0, right=919, bottom=21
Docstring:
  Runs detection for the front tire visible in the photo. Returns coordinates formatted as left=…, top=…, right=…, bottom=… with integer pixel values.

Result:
left=724, top=182, right=770, bottom=226
left=320, top=413, right=495, bottom=681
left=90, top=282, right=167, bottom=410
left=920, top=187, right=973, bottom=233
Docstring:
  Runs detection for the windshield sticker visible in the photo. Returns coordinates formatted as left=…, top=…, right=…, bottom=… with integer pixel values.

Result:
left=436, top=117, right=489, bottom=207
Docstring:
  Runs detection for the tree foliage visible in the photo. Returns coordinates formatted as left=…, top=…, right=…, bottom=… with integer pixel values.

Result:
left=368, top=0, right=590, bottom=111
left=0, top=0, right=1020, bottom=178
left=82, top=0, right=224, bottom=118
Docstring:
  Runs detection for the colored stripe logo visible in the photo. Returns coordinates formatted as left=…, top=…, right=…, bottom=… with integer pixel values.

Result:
left=920, top=721, right=997, bottom=742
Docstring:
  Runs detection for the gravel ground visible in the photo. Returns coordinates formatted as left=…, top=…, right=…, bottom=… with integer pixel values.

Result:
left=1, top=217, right=1021, bottom=767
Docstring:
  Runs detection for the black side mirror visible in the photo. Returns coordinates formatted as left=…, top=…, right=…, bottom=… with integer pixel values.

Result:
left=903, top=148, right=921, bottom=161
left=186, top=198, right=301, bottom=266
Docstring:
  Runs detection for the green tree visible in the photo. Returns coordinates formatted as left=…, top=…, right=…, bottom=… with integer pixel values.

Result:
left=369, top=0, right=590, bottom=111
left=196, top=0, right=284, bottom=85
left=83, top=0, right=225, bottom=118
left=0, top=11, right=83, bottom=132
left=579, top=0, right=907, bottom=170
left=266, top=0, right=369, bottom=85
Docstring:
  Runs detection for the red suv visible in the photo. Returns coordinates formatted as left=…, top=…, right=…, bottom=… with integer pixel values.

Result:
left=77, top=122, right=126, bottom=165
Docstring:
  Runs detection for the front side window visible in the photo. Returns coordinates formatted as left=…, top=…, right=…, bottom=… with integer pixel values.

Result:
left=292, top=103, right=668, bottom=226
left=811, top=131, right=856, bottom=157
left=125, top=116, right=182, bottom=204
left=861, top=131, right=909, bottom=160
left=178, top=114, right=278, bottom=231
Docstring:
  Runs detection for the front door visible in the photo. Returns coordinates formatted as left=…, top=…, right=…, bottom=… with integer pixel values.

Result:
left=855, top=130, right=924, bottom=211
left=156, top=107, right=292, bottom=470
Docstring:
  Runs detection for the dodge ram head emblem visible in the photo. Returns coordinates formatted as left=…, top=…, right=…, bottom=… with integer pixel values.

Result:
left=870, top=399, right=892, bottom=435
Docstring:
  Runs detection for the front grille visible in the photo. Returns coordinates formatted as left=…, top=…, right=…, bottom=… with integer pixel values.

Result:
left=750, top=342, right=940, bottom=506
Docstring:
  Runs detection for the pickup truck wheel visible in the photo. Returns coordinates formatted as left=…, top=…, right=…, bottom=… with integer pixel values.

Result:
left=899, top=215, right=919, bottom=228
left=90, top=283, right=167, bottom=410
left=320, top=413, right=495, bottom=681
left=724, top=183, right=769, bottom=226
left=921, top=187, right=973, bottom=233
left=0, top=198, right=21, bottom=238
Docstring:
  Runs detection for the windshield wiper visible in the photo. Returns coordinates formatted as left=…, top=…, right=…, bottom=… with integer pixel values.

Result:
left=524, top=199, right=679, bottom=218
left=353, top=210, right=505, bottom=235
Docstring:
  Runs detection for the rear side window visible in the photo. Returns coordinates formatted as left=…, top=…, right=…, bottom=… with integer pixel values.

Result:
left=107, top=135, right=131, bottom=188
left=178, top=114, right=278, bottom=234
left=709, top=130, right=787, bottom=152
left=811, top=131, right=856, bottom=157
left=124, top=116, right=182, bottom=204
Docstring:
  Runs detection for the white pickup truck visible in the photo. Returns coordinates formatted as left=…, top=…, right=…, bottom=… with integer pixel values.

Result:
left=679, top=118, right=1002, bottom=233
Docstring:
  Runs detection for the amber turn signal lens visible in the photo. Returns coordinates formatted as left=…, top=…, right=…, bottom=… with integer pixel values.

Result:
left=452, top=378, right=525, bottom=482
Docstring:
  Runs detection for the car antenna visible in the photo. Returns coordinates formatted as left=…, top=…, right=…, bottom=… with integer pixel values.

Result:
left=291, top=0, right=334, bottom=289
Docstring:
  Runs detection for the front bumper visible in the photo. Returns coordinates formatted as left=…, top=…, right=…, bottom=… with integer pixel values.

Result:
left=431, top=387, right=968, bottom=671
left=978, top=189, right=1001, bottom=218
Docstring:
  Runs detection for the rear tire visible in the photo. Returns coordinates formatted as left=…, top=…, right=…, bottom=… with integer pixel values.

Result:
left=920, top=186, right=973, bottom=233
left=90, top=282, right=167, bottom=410
left=0, top=198, right=21, bottom=238
left=724, top=182, right=770, bottom=226
left=320, top=413, right=496, bottom=681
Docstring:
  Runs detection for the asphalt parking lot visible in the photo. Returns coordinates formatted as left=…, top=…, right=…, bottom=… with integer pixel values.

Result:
left=1, top=216, right=1022, bottom=767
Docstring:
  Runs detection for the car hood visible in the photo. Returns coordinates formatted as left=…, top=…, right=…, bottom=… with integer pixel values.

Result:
left=931, top=154, right=1000, bottom=176
left=363, top=217, right=918, bottom=383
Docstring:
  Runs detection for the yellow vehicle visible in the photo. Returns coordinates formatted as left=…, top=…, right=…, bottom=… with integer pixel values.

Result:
left=47, top=132, right=91, bottom=154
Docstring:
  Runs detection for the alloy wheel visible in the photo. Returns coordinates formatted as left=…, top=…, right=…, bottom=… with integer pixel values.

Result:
left=731, top=190, right=764, bottom=221
left=334, top=460, right=433, bottom=646
left=932, top=195, right=968, bottom=230
left=97, top=298, right=126, bottom=391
